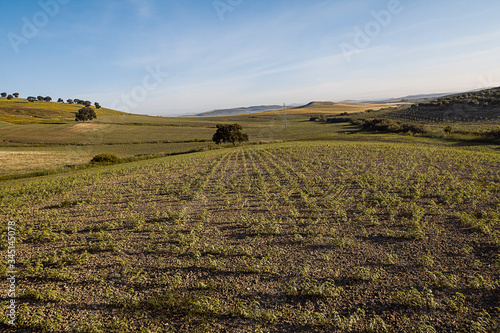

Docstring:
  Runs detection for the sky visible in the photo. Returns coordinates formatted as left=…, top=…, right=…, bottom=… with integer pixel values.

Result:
left=1, top=0, right=500, bottom=116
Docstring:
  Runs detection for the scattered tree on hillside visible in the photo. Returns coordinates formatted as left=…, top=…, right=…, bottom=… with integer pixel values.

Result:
left=75, top=107, right=97, bottom=122
left=57, top=98, right=64, bottom=103
left=95, top=102, right=101, bottom=109
left=67, top=99, right=74, bottom=104
left=13, top=93, right=19, bottom=98
left=7, top=95, right=13, bottom=100
left=212, top=123, right=249, bottom=145
left=84, top=101, right=92, bottom=107
left=37, top=96, right=44, bottom=101
left=44, top=96, right=52, bottom=102
left=1, top=93, right=6, bottom=97
left=27, top=96, right=36, bottom=102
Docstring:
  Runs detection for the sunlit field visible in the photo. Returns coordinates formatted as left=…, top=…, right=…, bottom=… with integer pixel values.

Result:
left=1, top=140, right=498, bottom=332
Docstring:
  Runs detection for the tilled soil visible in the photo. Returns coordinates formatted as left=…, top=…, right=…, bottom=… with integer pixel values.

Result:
left=1, top=141, right=499, bottom=332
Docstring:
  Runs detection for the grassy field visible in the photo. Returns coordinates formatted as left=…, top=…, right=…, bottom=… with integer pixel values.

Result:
left=1, top=96, right=499, bottom=332
left=1, top=97, right=377, bottom=177
left=0, top=142, right=211, bottom=178
left=1, top=140, right=499, bottom=332
left=0, top=97, right=125, bottom=124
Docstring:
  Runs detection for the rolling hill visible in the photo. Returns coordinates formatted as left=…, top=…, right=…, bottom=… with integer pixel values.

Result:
left=0, top=97, right=126, bottom=124
left=254, top=101, right=405, bottom=115
left=390, top=86, right=500, bottom=122
left=195, top=105, right=284, bottom=117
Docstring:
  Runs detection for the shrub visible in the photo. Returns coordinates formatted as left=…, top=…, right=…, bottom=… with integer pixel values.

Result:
left=90, top=153, right=119, bottom=164
left=326, top=117, right=352, bottom=123
left=357, top=118, right=428, bottom=134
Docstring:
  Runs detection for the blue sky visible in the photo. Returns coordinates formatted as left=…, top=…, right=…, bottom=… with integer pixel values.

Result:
left=1, top=0, right=500, bottom=115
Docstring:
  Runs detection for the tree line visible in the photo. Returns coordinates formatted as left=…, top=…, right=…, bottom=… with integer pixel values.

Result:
left=1, top=92, right=19, bottom=100
left=1, top=92, right=101, bottom=109
left=2, top=91, right=101, bottom=122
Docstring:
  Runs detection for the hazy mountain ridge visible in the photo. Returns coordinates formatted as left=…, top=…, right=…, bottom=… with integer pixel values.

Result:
left=196, top=105, right=284, bottom=117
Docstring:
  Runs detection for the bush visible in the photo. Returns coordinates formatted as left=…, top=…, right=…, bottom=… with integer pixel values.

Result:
left=326, top=117, right=352, bottom=123
left=90, top=153, right=120, bottom=164
left=358, top=118, right=428, bottom=134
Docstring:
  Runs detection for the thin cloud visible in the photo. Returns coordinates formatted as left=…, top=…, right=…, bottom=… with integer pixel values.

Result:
left=128, top=0, right=154, bottom=19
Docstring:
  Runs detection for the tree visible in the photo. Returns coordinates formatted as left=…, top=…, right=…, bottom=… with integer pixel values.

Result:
left=67, top=99, right=74, bottom=104
left=37, top=96, right=44, bottom=101
left=27, top=96, right=36, bottom=102
left=44, top=96, right=52, bottom=102
left=7, top=95, right=13, bottom=100
left=84, top=101, right=92, bottom=107
left=212, top=123, right=249, bottom=145
left=1, top=93, right=6, bottom=97
left=94, top=102, right=101, bottom=109
left=13, top=93, right=19, bottom=98
left=75, top=107, right=97, bottom=122
left=57, top=98, right=64, bottom=103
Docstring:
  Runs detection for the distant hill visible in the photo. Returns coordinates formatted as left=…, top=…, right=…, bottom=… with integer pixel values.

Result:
left=345, top=88, right=500, bottom=105
left=252, top=101, right=403, bottom=115
left=362, top=92, right=459, bottom=104
left=378, top=87, right=500, bottom=121
left=293, top=101, right=338, bottom=109
left=196, top=105, right=284, bottom=117
left=402, top=86, right=500, bottom=121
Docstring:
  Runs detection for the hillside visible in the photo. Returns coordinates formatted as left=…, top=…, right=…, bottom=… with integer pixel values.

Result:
left=400, top=86, right=500, bottom=121
left=0, top=97, right=126, bottom=124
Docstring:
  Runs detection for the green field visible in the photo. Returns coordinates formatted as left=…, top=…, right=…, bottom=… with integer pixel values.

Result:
left=1, top=140, right=499, bottom=332
left=0, top=96, right=499, bottom=332
left=0, top=97, right=376, bottom=177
